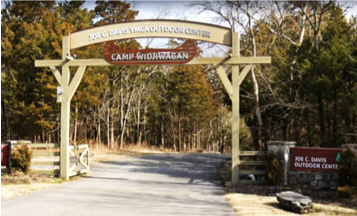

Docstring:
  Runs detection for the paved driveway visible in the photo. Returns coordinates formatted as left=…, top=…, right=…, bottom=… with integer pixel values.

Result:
left=1, top=153, right=236, bottom=216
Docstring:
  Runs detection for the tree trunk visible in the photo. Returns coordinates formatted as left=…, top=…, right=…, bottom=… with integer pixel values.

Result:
left=314, top=30, right=319, bottom=51
left=97, top=114, right=101, bottom=148
left=251, top=68, right=263, bottom=150
left=143, top=105, right=147, bottom=144
left=136, top=94, right=141, bottom=144
left=120, top=75, right=124, bottom=147
left=83, top=117, right=87, bottom=144
left=120, top=89, right=135, bottom=149
left=352, top=114, right=356, bottom=143
left=193, top=122, right=196, bottom=150
left=318, top=95, right=325, bottom=145
left=110, top=107, right=114, bottom=149
left=107, top=107, right=110, bottom=148
left=247, top=2, right=265, bottom=150
left=161, top=121, right=165, bottom=149
left=1, top=101, right=8, bottom=140
left=220, top=122, right=225, bottom=153
left=304, top=110, right=312, bottom=147
left=250, top=125, right=260, bottom=151
left=298, top=5, right=307, bottom=47
left=332, top=103, right=338, bottom=147
left=282, top=119, right=287, bottom=141
left=178, top=118, right=181, bottom=152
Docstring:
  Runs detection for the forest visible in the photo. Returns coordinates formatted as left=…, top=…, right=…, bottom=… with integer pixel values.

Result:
left=2, top=1, right=357, bottom=152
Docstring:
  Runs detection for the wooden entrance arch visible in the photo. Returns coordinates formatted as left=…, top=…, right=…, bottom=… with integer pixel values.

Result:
left=35, top=20, right=271, bottom=184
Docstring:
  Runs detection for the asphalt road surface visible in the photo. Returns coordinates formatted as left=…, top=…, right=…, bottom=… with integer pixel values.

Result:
left=2, top=153, right=236, bottom=216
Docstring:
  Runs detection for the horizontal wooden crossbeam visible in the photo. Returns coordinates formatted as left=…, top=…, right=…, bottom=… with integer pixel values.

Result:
left=239, top=151, right=267, bottom=156
left=35, top=57, right=271, bottom=67
left=30, top=169, right=60, bottom=175
left=33, top=152, right=60, bottom=157
left=239, top=170, right=265, bottom=175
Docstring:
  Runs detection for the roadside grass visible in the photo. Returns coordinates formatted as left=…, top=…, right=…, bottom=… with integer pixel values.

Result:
left=313, top=203, right=357, bottom=216
left=1, top=170, right=66, bottom=199
left=89, top=145, right=163, bottom=165
left=225, top=193, right=357, bottom=216
left=219, top=160, right=357, bottom=216
left=1, top=170, right=65, bottom=185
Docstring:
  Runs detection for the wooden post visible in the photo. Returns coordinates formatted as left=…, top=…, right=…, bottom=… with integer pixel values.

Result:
left=7, top=141, right=12, bottom=174
left=232, top=32, right=240, bottom=185
left=59, top=36, right=87, bottom=179
left=60, top=36, right=70, bottom=180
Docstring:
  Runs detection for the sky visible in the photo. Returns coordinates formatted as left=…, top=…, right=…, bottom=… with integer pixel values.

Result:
left=2, top=1, right=357, bottom=24
left=85, top=1, right=219, bottom=23
left=108, top=1, right=357, bottom=22
left=2, top=1, right=357, bottom=56
left=83, top=0, right=357, bottom=55
left=86, top=1, right=226, bottom=54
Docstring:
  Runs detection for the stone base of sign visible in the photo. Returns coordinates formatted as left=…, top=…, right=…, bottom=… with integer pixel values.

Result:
left=267, top=141, right=296, bottom=185
left=276, top=191, right=313, bottom=214
left=288, top=171, right=339, bottom=190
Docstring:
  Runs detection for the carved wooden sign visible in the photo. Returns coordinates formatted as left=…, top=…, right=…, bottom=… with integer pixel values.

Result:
left=103, top=40, right=196, bottom=65
left=290, top=147, right=342, bottom=173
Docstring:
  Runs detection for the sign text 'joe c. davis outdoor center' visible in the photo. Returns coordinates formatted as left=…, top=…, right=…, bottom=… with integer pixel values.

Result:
left=88, top=25, right=211, bottom=41
left=290, top=147, right=342, bottom=173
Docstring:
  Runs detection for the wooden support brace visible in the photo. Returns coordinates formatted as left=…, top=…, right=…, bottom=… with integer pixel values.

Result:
left=79, top=148, right=89, bottom=169
left=49, top=67, right=62, bottom=85
left=67, top=66, right=87, bottom=101
left=238, top=65, right=253, bottom=86
left=68, top=149, right=76, bottom=173
left=215, top=66, right=233, bottom=100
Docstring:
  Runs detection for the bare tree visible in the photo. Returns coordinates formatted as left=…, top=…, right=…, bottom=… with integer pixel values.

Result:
left=262, top=1, right=307, bottom=61
left=189, top=0, right=267, bottom=149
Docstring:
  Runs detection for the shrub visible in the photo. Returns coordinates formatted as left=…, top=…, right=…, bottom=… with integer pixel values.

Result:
left=337, top=148, right=357, bottom=186
left=11, top=142, right=32, bottom=174
left=265, top=151, right=282, bottom=185
left=337, top=186, right=357, bottom=198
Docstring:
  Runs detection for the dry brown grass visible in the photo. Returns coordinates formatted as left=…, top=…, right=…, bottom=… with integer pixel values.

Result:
left=89, top=146, right=163, bottom=165
left=1, top=170, right=62, bottom=185
left=1, top=170, right=65, bottom=199
left=224, top=193, right=296, bottom=216
left=225, top=193, right=357, bottom=216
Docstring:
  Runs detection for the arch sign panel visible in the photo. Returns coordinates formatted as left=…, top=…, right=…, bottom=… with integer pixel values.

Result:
left=70, top=20, right=232, bottom=49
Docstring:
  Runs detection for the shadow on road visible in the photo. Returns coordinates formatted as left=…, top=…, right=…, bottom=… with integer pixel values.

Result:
left=90, top=153, right=230, bottom=185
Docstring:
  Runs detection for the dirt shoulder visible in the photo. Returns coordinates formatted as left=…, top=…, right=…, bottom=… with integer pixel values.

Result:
left=224, top=193, right=357, bottom=216
left=1, top=171, right=66, bottom=199
left=219, top=161, right=357, bottom=216
left=1, top=148, right=161, bottom=199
